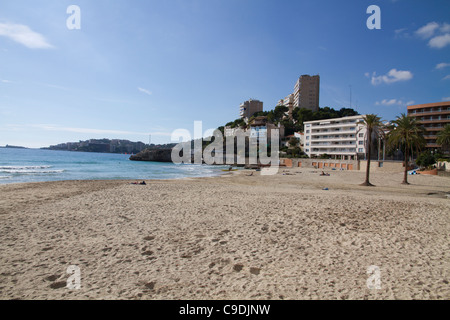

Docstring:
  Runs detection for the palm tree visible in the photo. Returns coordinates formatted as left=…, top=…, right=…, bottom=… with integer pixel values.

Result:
left=436, top=124, right=450, bottom=152
left=387, top=114, right=426, bottom=185
left=360, top=114, right=384, bottom=186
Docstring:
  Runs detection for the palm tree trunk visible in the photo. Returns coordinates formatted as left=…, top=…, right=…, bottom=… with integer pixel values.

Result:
left=361, top=130, right=374, bottom=186
left=402, top=145, right=409, bottom=185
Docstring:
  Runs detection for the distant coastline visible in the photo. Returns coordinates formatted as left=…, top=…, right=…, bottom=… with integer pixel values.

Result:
left=0, top=145, right=28, bottom=149
left=41, top=138, right=176, bottom=155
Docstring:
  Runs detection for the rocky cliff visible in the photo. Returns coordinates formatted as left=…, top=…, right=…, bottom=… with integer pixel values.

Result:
left=129, top=148, right=173, bottom=162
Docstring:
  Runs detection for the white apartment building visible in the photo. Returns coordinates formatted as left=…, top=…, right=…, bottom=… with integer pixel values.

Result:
left=240, top=99, right=263, bottom=122
left=304, top=115, right=367, bottom=160
left=277, top=75, right=320, bottom=115
left=293, top=75, right=320, bottom=112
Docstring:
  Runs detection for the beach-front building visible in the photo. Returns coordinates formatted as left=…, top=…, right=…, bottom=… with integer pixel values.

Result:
left=295, top=132, right=305, bottom=148
left=407, top=101, right=450, bottom=152
left=240, top=99, right=263, bottom=122
left=249, top=116, right=285, bottom=145
left=304, top=115, right=367, bottom=160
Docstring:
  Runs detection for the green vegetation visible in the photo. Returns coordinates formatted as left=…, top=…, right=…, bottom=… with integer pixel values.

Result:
left=225, top=106, right=359, bottom=135
left=415, top=150, right=447, bottom=168
left=436, top=124, right=450, bottom=150
left=293, top=107, right=359, bottom=131
left=45, top=139, right=172, bottom=154
left=387, top=114, right=426, bottom=185
left=225, top=118, right=246, bottom=129
left=287, top=137, right=299, bottom=148
left=415, top=151, right=437, bottom=169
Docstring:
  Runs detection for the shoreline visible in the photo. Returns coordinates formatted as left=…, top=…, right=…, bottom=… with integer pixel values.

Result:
left=0, top=169, right=449, bottom=300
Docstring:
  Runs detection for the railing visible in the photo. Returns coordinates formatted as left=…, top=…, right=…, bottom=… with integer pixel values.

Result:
left=310, top=129, right=357, bottom=136
left=409, top=108, right=449, bottom=114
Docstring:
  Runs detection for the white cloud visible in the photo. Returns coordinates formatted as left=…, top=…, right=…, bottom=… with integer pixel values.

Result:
left=375, top=99, right=402, bottom=106
left=138, top=87, right=152, bottom=95
left=0, top=23, right=53, bottom=49
left=395, top=28, right=407, bottom=35
left=375, top=99, right=414, bottom=106
left=441, top=23, right=450, bottom=33
left=1, top=79, right=12, bottom=83
left=394, top=28, right=411, bottom=38
left=370, top=69, right=413, bottom=85
left=443, top=75, right=450, bottom=80
left=435, top=62, right=450, bottom=70
left=415, top=22, right=440, bottom=38
left=443, top=97, right=450, bottom=102
left=415, top=22, right=450, bottom=49
left=428, top=33, right=450, bottom=49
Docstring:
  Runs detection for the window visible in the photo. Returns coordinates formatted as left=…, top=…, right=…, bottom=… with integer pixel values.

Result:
left=359, top=141, right=364, bottom=145
left=306, top=136, right=310, bottom=140
left=359, top=133, right=364, bottom=137
left=358, top=148, right=364, bottom=153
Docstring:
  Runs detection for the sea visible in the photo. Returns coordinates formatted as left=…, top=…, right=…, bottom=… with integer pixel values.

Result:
left=0, top=148, right=229, bottom=185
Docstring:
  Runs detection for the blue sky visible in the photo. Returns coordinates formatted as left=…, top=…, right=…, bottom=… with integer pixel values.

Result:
left=1, top=0, right=450, bottom=148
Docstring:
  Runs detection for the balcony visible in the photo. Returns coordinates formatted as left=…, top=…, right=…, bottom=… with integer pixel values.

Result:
left=310, top=129, right=357, bottom=136
left=419, top=119, right=450, bottom=125
left=310, top=122, right=359, bottom=130
left=311, top=136, right=356, bottom=142
left=310, top=143, right=357, bottom=148
left=409, top=109, right=450, bottom=116
left=309, top=150, right=357, bottom=156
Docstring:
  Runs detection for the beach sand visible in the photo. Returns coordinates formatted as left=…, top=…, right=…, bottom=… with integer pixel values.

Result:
left=0, top=168, right=449, bottom=300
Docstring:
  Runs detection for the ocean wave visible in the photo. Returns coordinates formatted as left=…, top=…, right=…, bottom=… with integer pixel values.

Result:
left=0, top=176, right=10, bottom=179
left=0, top=169, right=64, bottom=174
left=0, top=165, right=52, bottom=170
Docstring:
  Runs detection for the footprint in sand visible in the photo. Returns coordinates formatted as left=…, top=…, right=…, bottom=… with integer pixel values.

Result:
left=233, top=264, right=244, bottom=272
left=144, top=281, right=156, bottom=290
left=142, top=250, right=154, bottom=256
left=45, top=275, right=60, bottom=282
left=49, top=281, right=67, bottom=289
left=250, top=267, right=261, bottom=275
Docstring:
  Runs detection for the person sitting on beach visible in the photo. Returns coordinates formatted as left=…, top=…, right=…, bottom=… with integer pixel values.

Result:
left=320, top=171, right=330, bottom=176
left=131, top=181, right=146, bottom=185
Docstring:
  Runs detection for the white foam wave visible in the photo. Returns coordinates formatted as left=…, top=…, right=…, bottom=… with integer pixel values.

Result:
left=0, top=165, right=52, bottom=170
left=0, top=169, right=64, bottom=174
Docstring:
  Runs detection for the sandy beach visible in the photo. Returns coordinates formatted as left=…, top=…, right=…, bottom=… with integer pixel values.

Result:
left=0, top=168, right=449, bottom=300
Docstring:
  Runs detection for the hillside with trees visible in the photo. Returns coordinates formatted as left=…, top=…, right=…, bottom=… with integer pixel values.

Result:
left=221, top=106, right=359, bottom=136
